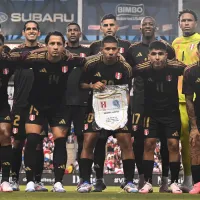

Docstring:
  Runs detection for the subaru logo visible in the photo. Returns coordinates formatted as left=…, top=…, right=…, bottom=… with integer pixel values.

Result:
left=0, top=12, right=8, bottom=23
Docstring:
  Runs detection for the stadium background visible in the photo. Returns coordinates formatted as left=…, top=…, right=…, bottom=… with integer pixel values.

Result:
left=2, top=0, right=198, bottom=186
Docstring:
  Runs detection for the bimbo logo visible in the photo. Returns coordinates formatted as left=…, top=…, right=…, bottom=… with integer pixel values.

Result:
left=116, top=4, right=144, bottom=17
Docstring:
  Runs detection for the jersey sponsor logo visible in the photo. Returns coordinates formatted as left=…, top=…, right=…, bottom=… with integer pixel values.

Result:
left=39, top=68, right=47, bottom=73
left=3, top=68, right=9, bottom=75
left=166, top=75, right=172, bottom=82
left=29, top=114, right=35, bottom=121
left=13, top=128, right=18, bottom=134
left=59, top=119, right=66, bottom=125
left=144, top=129, right=149, bottom=135
left=119, top=48, right=124, bottom=53
left=80, top=53, right=86, bottom=57
left=172, top=131, right=179, bottom=137
left=115, top=72, right=122, bottom=80
left=136, top=52, right=142, bottom=57
left=100, top=101, right=107, bottom=108
left=195, top=78, right=200, bottom=83
left=62, top=66, right=68, bottom=73
left=94, top=72, right=101, bottom=77
left=4, top=116, right=11, bottom=120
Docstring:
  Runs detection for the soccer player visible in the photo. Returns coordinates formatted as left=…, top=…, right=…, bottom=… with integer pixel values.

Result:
left=90, top=13, right=131, bottom=192
left=183, top=42, right=200, bottom=194
left=172, top=9, right=200, bottom=192
left=127, top=16, right=175, bottom=191
left=10, top=20, right=48, bottom=192
left=78, top=35, right=137, bottom=193
left=5, top=31, right=86, bottom=192
left=0, top=34, right=13, bottom=192
left=65, top=22, right=90, bottom=182
left=135, top=41, right=185, bottom=194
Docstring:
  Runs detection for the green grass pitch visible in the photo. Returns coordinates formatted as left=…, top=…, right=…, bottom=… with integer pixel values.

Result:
left=0, top=186, right=199, bottom=200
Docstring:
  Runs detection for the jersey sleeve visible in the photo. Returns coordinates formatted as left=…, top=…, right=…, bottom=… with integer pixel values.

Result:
left=167, top=60, right=186, bottom=75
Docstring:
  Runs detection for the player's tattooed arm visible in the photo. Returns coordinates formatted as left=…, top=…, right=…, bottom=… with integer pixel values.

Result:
left=186, top=94, right=200, bottom=147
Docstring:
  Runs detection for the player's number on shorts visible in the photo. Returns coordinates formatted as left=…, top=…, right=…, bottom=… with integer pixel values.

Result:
left=132, top=113, right=140, bottom=125
left=29, top=106, right=39, bottom=115
left=13, top=115, right=20, bottom=126
left=87, top=113, right=94, bottom=123
left=143, top=117, right=150, bottom=128
left=156, top=82, right=164, bottom=92
left=49, top=75, right=59, bottom=84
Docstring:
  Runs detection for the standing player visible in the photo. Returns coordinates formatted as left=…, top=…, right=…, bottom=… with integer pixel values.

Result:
left=0, top=35, right=13, bottom=192
left=10, top=21, right=48, bottom=192
left=135, top=41, right=184, bottom=194
left=172, top=9, right=200, bottom=191
left=127, top=16, right=175, bottom=191
left=90, top=13, right=131, bottom=192
left=6, top=31, right=87, bottom=192
left=78, top=35, right=137, bottom=193
left=183, top=42, right=200, bottom=194
left=65, top=22, right=90, bottom=182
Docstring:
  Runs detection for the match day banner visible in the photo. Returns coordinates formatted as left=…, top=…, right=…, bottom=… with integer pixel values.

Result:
left=83, top=0, right=178, bottom=42
left=0, top=0, right=77, bottom=40
left=15, top=173, right=184, bottom=186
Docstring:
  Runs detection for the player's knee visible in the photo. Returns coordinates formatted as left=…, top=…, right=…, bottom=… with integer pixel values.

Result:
left=168, top=140, right=179, bottom=153
left=144, top=139, right=156, bottom=152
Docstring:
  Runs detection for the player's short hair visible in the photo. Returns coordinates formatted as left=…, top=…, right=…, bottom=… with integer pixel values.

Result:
left=45, top=31, right=65, bottom=45
left=101, top=35, right=118, bottom=47
left=197, top=42, right=200, bottom=50
left=23, top=20, right=40, bottom=31
left=0, top=34, right=4, bottom=44
left=66, top=22, right=81, bottom=31
left=178, top=9, right=198, bottom=21
left=101, top=14, right=116, bottom=23
left=149, top=41, right=167, bottom=52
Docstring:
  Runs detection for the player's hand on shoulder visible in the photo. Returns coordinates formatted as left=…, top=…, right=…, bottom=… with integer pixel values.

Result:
left=30, top=47, right=47, bottom=54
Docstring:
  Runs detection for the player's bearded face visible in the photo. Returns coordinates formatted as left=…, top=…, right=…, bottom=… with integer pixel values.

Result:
left=47, top=35, right=65, bottom=59
left=140, top=18, right=156, bottom=38
left=102, top=42, right=119, bottom=62
left=101, top=19, right=118, bottom=36
left=179, top=13, right=197, bottom=36
left=148, top=49, right=167, bottom=70
left=23, top=22, right=40, bottom=42
left=66, top=25, right=81, bottom=43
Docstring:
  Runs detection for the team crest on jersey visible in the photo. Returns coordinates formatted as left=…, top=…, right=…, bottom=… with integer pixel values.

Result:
left=115, top=72, right=122, bottom=80
left=3, top=68, right=9, bottom=75
left=29, top=114, right=35, bottom=121
left=80, top=53, right=86, bottom=57
left=101, top=101, right=107, bottom=108
left=13, top=128, right=18, bottom=134
left=166, top=75, right=172, bottom=82
left=132, top=125, right=138, bottom=131
left=84, top=124, right=88, bottom=130
left=144, top=129, right=149, bottom=136
left=190, top=44, right=195, bottom=50
left=62, top=66, right=68, bottom=73
left=119, top=48, right=124, bottom=53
